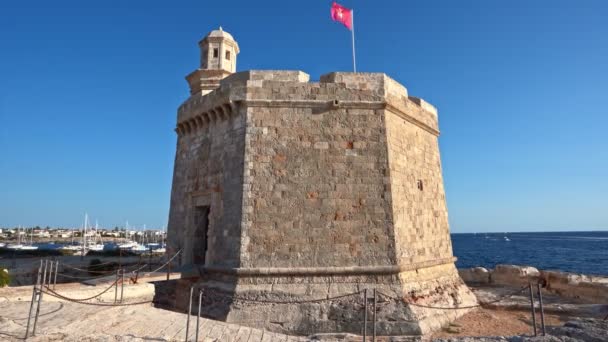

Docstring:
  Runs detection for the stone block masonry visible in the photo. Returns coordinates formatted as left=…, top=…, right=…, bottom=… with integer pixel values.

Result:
left=166, top=28, right=476, bottom=336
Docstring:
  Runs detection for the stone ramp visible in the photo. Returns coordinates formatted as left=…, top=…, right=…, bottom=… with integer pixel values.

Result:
left=0, top=300, right=310, bottom=341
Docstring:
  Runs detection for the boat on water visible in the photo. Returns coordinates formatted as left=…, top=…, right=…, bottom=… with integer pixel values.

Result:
left=504, top=236, right=511, bottom=242
left=6, top=244, right=24, bottom=250
left=118, top=241, right=138, bottom=249
left=6, top=226, right=38, bottom=251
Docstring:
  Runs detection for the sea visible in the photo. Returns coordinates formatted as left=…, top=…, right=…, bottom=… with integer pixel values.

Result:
left=452, top=231, right=608, bottom=276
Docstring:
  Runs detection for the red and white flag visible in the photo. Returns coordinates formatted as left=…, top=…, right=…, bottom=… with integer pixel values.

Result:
left=330, top=2, right=353, bottom=30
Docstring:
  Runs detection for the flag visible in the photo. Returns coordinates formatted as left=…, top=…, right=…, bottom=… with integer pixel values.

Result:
left=330, top=2, right=353, bottom=30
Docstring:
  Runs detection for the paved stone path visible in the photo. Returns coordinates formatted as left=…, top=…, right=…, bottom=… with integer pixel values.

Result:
left=0, top=300, right=310, bottom=341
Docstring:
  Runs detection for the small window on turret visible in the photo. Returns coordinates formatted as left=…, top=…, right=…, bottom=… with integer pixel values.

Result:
left=213, top=48, right=219, bottom=58
left=225, top=51, right=231, bottom=60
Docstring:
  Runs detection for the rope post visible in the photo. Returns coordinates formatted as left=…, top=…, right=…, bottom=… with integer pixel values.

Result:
left=41, top=259, right=48, bottom=289
left=372, top=289, right=377, bottom=342
left=25, top=260, right=43, bottom=339
left=537, top=283, right=546, bottom=336
left=185, top=286, right=193, bottom=342
left=32, top=280, right=45, bottom=336
left=114, top=269, right=119, bottom=304
left=53, top=260, right=59, bottom=290
left=528, top=282, right=537, bottom=336
left=363, top=288, right=368, bottom=342
left=196, top=289, right=202, bottom=342
left=46, top=261, right=53, bottom=289
left=121, top=268, right=125, bottom=303
left=167, top=256, right=171, bottom=281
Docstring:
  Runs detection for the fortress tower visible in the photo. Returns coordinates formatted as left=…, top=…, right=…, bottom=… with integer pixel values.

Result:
left=166, top=28, right=476, bottom=336
left=186, top=27, right=239, bottom=95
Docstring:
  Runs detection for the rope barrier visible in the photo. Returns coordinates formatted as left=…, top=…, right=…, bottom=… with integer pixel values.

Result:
left=40, top=289, right=153, bottom=306
left=144, top=250, right=182, bottom=275
left=55, top=272, right=114, bottom=281
left=377, top=285, right=529, bottom=310
left=61, top=264, right=117, bottom=274
left=44, top=279, right=119, bottom=302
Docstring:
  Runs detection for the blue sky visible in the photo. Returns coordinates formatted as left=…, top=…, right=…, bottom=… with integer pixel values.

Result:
left=1, top=1, right=607, bottom=232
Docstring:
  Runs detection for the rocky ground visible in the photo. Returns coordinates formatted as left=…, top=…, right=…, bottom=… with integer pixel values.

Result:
left=0, top=280, right=606, bottom=341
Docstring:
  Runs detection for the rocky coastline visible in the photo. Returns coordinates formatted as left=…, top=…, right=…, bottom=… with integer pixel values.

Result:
left=459, top=264, right=608, bottom=303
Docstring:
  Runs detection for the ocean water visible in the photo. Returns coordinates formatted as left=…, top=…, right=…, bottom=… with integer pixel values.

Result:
left=451, top=231, right=608, bottom=276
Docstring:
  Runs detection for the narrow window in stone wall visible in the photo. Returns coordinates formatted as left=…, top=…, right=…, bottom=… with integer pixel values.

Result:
left=225, top=51, right=231, bottom=60
left=417, top=180, right=424, bottom=191
left=213, top=48, right=219, bottom=58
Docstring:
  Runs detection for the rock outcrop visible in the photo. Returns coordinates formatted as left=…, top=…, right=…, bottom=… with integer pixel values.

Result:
left=458, top=265, right=608, bottom=303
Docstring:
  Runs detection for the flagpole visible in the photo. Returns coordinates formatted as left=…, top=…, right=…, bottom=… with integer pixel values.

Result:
left=351, top=10, right=357, bottom=72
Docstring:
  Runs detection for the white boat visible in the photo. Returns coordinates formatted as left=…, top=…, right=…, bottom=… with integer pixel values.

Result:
left=130, top=244, right=148, bottom=254
left=85, top=219, right=106, bottom=254
left=6, top=226, right=38, bottom=250
left=0, top=242, right=6, bottom=248
left=60, top=244, right=83, bottom=251
left=20, top=226, right=38, bottom=250
left=504, top=236, right=510, bottom=242
left=6, top=244, right=24, bottom=250
left=118, top=241, right=138, bottom=249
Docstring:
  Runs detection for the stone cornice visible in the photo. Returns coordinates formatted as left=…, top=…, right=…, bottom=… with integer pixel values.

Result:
left=202, top=257, right=456, bottom=276
left=176, top=98, right=440, bottom=137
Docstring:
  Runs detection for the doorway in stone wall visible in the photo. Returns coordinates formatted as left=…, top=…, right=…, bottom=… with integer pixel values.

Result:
left=193, top=205, right=210, bottom=265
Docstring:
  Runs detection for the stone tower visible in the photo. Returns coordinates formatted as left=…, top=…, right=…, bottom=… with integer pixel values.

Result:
left=167, top=28, right=476, bottom=336
left=186, top=27, right=239, bottom=95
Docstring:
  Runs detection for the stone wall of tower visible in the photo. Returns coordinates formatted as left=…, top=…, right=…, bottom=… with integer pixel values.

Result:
left=167, top=98, right=247, bottom=268
left=384, top=105, right=454, bottom=266
left=240, top=95, right=396, bottom=269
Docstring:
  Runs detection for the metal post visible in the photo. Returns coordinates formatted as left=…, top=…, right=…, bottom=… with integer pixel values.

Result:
left=53, top=260, right=59, bottom=290
left=195, top=289, right=202, bottom=342
left=46, top=261, right=53, bottom=289
left=25, top=260, right=43, bottom=339
left=363, top=289, right=367, bottom=342
left=41, top=259, right=48, bottom=289
left=167, top=257, right=171, bottom=281
left=185, top=286, right=193, bottom=342
left=372, top=289, right=377, bottom=342
left=528, top=283, right=537, bottom=336
left=537, top=283, right=546, bottom=336
left=121, top=268, right=125, bottom=302
left=114, top=269, right=119, bottom=303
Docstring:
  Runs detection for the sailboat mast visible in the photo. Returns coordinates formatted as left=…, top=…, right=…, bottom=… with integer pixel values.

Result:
left=82, top=213, right=88, bottom=256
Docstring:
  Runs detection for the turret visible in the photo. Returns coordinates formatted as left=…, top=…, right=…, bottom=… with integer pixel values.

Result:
left=186, top=27, right=240, bottom=95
